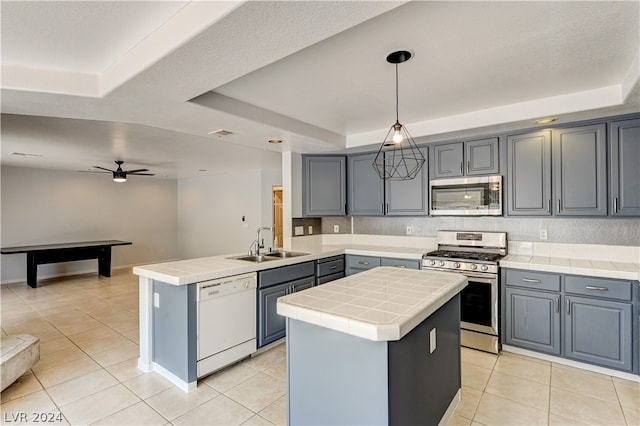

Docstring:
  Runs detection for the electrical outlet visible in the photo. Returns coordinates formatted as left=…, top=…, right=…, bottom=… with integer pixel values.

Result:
left=334, top=225, right=339, bottom=233
left=429, top=328, right=437, bottom=353
left=308, top=225, right=313, bottom=234
left=539, top=229, right=548, bottom=240
left=406, top=225, right=413, bottom=235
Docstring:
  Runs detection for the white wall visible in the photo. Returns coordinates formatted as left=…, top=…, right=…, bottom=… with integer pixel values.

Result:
left=177, top=168, right=282, bottom=259
left=1, top=166, right=178, bottom=283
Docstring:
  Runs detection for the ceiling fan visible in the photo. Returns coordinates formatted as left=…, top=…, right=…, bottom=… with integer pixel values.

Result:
left=86, top=160, right=154, bottom=182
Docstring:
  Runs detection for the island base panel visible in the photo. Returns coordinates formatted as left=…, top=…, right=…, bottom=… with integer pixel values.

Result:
left=287, top=294, right=461, bottom=425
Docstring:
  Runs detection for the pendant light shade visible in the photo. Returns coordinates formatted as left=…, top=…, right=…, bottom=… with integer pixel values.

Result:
left=372, top=50, right=425, bottom=181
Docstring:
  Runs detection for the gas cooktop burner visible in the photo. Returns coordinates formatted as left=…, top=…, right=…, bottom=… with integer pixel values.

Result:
left=423, top=250, right=503, bottom=263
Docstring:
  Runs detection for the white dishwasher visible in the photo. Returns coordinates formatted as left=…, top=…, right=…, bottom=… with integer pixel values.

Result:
left=197, top=272, right=257, bottom=378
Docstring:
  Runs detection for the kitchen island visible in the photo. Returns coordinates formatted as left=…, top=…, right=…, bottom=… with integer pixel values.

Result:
left=277, top=266, right=468, bottom=426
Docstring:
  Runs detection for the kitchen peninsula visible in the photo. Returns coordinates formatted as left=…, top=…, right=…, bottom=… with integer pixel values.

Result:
left=277, top=266, right=468, bottom=426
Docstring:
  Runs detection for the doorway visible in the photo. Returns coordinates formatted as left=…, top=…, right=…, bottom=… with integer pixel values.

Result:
left=272, top=186, right=283, bottom=248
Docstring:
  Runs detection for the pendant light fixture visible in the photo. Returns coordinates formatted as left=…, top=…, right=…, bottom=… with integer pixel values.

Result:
left=372, top=50, right=425, bottom=180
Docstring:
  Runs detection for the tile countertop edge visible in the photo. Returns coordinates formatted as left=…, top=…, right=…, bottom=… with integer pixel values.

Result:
left=132, top=245, right=426, bottom=285
left=500, top=256, right=640, bottom=281
left=277, top=268, right=468, bottom=342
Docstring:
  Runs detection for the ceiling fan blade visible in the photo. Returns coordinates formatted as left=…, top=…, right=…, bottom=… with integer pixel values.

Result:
left=78, top=170, right=110, bottom=173
left=123, top=168, right=149, bottom=173
left=92, top=166, right=114, bottom=172
left=128, top=172, right=155, bottom=176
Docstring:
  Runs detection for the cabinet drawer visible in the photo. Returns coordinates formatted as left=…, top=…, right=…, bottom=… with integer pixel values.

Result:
left=380, top=257, right=420, bottom=270
left=317, top=272, right=345, bottom=285
left=317, top=258, right=345, bottom=277
left=346, top=255, right=380, bottom=270
left=565, top=276, right=632, bottom=301
left=258, top=261, right=315, bottom=289
left=504, top=269, right=560, bottom=292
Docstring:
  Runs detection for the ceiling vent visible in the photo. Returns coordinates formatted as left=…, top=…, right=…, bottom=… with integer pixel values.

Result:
left=208, top=129, right=234, bottom=137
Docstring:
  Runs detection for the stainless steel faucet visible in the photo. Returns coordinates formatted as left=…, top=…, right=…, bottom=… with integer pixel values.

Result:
left=253, top=227, right=273, bottom=256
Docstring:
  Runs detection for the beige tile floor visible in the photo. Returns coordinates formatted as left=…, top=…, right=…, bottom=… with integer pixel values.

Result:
left=1, top=269, right=639, bottom=425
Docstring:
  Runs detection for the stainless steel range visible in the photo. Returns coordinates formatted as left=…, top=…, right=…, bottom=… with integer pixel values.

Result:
left=422, top=231, right=507, bottom=354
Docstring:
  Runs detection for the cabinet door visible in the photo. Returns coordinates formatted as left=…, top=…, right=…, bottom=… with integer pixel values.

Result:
left=507, top=131, right=552, bottom=216
left=610, top=119, right=640, bottom=216
left=466, top=138, right=499, bottom=176
left=553, top=124, right=607, bottom=216
left=386, top=148, right=428, bottom=215
left=345, top=255, right=380, bottom=276
left=432, top=142, right=463, bottom=178
left=504, top=287, right=560, bottom=355
left=303, top=156, right=346, bottom=216
left=291, top=276, right=314, bottom=293
left=258, top=283, right=288, bottom=347
left=564, top=295, right=632, bottom=371
left=348, top=153, right=384, bottom=216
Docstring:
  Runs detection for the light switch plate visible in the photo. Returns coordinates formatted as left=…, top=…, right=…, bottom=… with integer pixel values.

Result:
left=334, top=225, right=339, bottom=233
left=154, top=292, right=160, bottom=308
left=308, top=225, right=313, bottom=234
left=294, top=226, right=304, bottom=236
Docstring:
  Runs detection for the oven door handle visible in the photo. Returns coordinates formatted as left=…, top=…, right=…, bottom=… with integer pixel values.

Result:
left=460, top=274, right=497, bottom=284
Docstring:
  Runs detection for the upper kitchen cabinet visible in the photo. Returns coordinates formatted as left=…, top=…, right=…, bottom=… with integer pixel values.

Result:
left=348, top=153, right=384, bottom=216
left=303, top=155, right=346, bottom=217
left=507, top=124, right=607, bottom=217
left=552, top=124, right=606, bottom=216
left=507, top=130, right=552, bottom=216
left=610, top=118, right=640, bottom=216
left=431, top=138, right=499, bottom=179
left=348, top=148, right=428, bottom=216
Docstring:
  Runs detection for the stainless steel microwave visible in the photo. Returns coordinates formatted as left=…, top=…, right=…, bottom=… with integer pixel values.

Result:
left=429, top=176, right=502, bottom=216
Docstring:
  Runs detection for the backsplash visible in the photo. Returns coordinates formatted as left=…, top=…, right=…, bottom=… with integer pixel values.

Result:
left=319, top=216, right=640, bottom=246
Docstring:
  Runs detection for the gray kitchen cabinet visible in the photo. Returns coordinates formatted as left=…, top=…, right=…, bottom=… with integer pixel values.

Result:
left=303, top=155, right=346, bottom=216
left=316, top=255, right=345, bottom=285
left=564, top=275, right=634, bottom=371
left=552, top=124, right=607, bottom=216
left=380, top=257, right=421, bottom=270
left=431, top=138, right=499, bottom=179
left=610, top=118, right=640, bottom=216
left=346, top=255, right=381, bottom=276
left=506, top=130, right=552, bottom=215
left=504, top=287, right=561, bottom=355
left=348, top=149, right=428, bottom=216
left=348, top=153, right=384, bottom=216
left=258, top=261, right=315, bottom=347
left=564, top=295, right=632, bottom=371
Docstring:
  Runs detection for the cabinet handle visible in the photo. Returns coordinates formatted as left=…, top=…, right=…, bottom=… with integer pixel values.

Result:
left=522, top=278, right=541, bottom=283
left=460, top=162, right=463, bottom=175
left=555, top=296, right=559, bottom=313
left=394, top=265, right=406, bottom=268
left=547, top=199, right=551, bottom=213
left=566, top=298, right=571, bottom=315
left=557, top=199, right=561, bottom=213
left=614, top=197, right=618, bottom=214
left=328, top=265, right=338, bottom=270
left=385, top=203, right=389, bottom=215
left=585, top=286, right=609, bottom=291
left=358, top=261, right=370, bottom=265
left=467, top=161, right=470, bottom=174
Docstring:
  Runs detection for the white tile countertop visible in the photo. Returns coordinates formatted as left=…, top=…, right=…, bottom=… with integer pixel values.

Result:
left=500, top=255, right=640, bottom=280
left=277, top=267, right=467, bottom=341
left=132, top=244, right=427, bottom=285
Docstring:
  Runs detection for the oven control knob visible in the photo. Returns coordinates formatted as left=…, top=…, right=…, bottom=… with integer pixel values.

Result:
left=481, top=265, right=489, bottom=271
left=454, top=262, right=461, bottom=268
left=437, top=261, right=445, bottom=267
left=429, top=260, right=436, bottom=266
left=469, top=264, right=477, bottom=271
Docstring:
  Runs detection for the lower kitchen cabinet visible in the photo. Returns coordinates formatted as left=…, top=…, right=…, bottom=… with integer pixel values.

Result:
left=504, top=287, right=560, bottom=355
left=257, top=262, right=315, bottom=348
left=564, top=295, right=632, bottom=371
left=502, top=268, right=638, bottom=373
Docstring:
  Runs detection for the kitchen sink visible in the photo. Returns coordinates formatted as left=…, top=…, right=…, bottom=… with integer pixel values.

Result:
left=264, top=251, right=310, bottom=258
left=229, top=255, right=279, bottom=263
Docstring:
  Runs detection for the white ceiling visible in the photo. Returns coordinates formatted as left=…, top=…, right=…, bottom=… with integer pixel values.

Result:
left=1, top=1, right=639, bottom=179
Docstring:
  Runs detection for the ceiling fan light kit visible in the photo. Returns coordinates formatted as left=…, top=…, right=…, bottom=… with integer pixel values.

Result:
left=372, top=50, right=426, bottom=181
left=84, top=160, right=155, bottom=182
